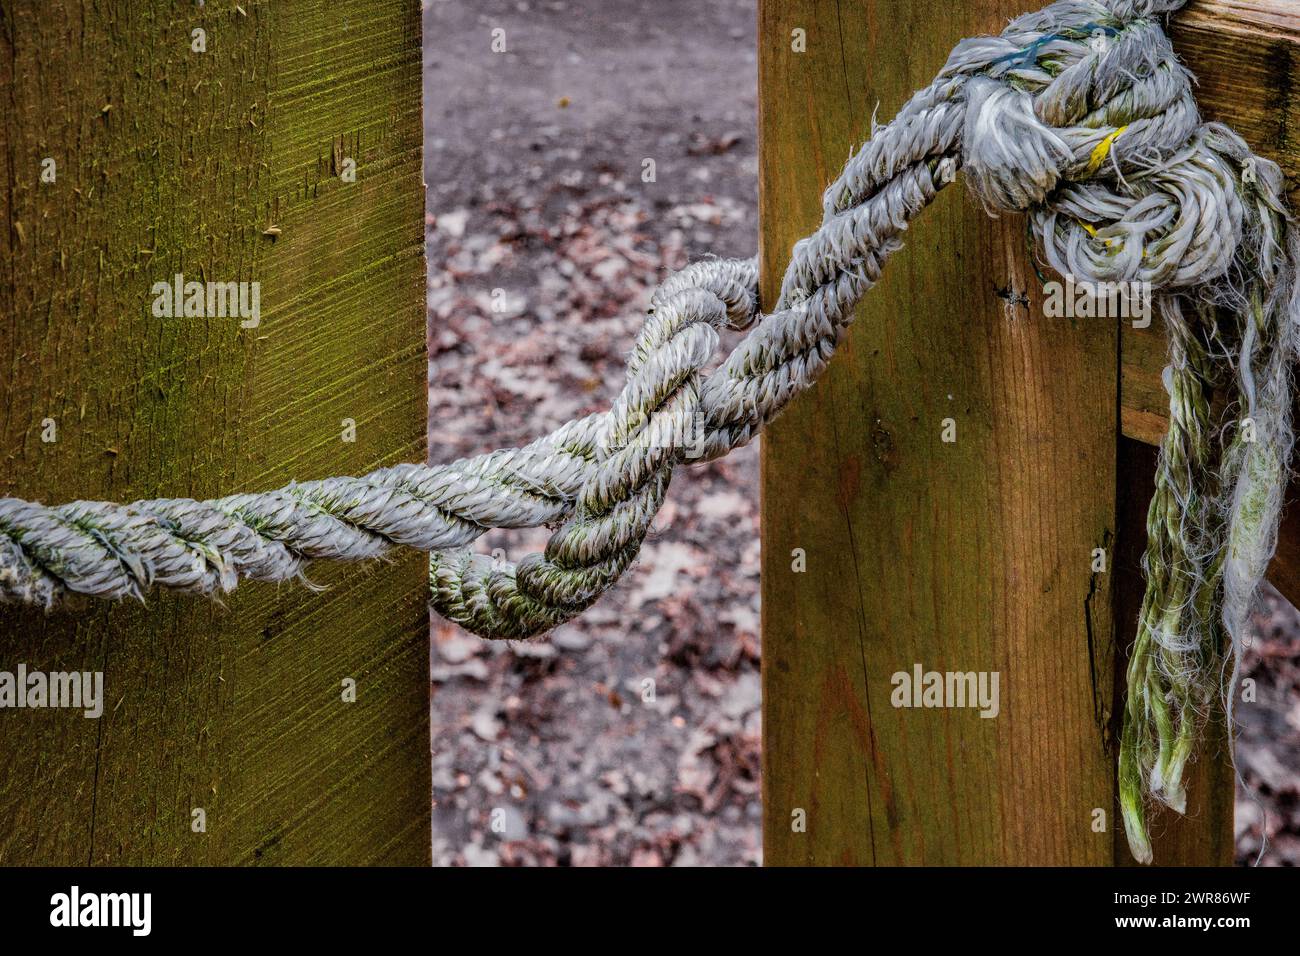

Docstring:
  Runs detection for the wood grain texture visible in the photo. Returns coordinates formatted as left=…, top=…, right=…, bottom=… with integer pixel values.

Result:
left=760, top=0, right=1124, bottom=865
left=0, top=0, right=430, bottom=865
left=760, top=0, right=1247, bottom=866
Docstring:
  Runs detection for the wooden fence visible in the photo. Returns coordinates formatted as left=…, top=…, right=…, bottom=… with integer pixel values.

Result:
left=0, top=0, right=430, bottom=865
left=2, top=0, right=1295, bottom=869
left=760, top=0, right=1297, bottom=866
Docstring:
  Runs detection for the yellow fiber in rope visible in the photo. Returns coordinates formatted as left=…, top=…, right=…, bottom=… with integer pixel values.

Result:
left=1085, top=125, right=1128, bottom=176
left=1080, top=220, right=1116, bottom=249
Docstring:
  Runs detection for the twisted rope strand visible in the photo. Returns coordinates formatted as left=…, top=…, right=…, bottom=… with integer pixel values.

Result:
left=1, top=0, right=1294, bottom=863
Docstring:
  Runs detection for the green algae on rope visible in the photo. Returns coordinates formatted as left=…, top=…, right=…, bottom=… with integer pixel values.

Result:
left=0, top=0, right=1296, bottom=864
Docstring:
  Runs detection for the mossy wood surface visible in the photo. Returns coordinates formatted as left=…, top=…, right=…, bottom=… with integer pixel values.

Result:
left=759, top=0, right=1227, bottom=865
left=0, top=0, right=429, bottom=864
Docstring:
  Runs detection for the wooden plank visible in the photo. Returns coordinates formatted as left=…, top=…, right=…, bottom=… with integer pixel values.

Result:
left=1171, top=0, right=1300, bottom=209
left=760, top=0, right=1124, bottom=865
left=0, top=0, right=430, bottom=864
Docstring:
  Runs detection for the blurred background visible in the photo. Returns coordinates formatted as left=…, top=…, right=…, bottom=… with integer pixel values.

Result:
left=422, top=0, right=1299, bottom=866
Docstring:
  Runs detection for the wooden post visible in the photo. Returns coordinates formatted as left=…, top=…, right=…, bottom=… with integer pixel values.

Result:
left=0, top=0, right=430, bottom=864
left=759, top=0, right=1296, bottom=865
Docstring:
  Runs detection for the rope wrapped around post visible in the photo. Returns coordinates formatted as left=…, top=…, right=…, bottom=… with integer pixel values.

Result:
left=0, top=0, right=1295, bottom=863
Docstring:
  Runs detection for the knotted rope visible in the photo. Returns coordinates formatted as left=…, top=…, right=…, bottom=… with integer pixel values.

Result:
left=1, top=0, right=1294, bottom=863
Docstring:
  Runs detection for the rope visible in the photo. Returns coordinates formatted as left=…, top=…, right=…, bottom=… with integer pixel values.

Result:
left=1, top=0, right=1294, bottom=864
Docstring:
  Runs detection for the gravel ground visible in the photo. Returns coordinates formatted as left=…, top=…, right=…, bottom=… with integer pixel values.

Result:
left=422, top=0, right=1299, bottom=867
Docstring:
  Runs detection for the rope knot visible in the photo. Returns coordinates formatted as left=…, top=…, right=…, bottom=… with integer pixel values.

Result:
left=945, top=0, right=1240, bottom=294
left=960, top=77, right=1071, bottom=213
left=955, top=1, right=1199, bottom=217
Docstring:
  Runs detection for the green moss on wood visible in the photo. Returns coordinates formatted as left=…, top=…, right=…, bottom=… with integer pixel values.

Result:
left=0, top=0, right=429, bottom=865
